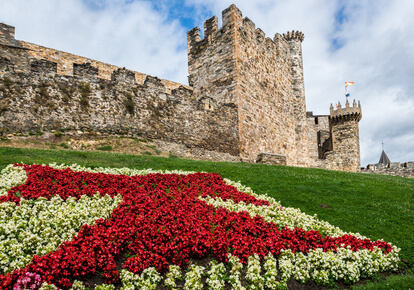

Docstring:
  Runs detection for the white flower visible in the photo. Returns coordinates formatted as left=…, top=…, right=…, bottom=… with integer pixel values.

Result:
left=228, top=253, right=245, bottom=290
left=0, top=193, right=121, bottom=274
left=184, top=264, right=205, bottom=290
left=206, top=260, right=226, bottom=289
left=164, top=265, right=182, bottom=289
left=120, top=268, right=162, bottom=290
left=246, top=254, right=264, bottom=289
left=0, top=164, right=27, bottom=196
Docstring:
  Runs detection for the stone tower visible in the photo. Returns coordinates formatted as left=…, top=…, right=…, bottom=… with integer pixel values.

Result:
left=1, top=6, right=364, bottom=172
left=187, top=4, right=309, bottom=165
left=283, top=31, right=309, bottom=166
left=329, top=99, right=362, bottom=172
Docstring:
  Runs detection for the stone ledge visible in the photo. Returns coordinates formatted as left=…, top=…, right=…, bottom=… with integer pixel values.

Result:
left=256, top=152, right=287, bottom=165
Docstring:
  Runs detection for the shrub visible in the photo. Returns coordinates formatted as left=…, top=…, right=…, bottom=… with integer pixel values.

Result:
left=78, top=82, right=91, bottom=97
left=2, top=76, right=12, bottom=88
left=59, top=142, right=69, bottom=149
left=34, top=82, right=50, bottom=104
left=96, top=145, right=113, bottom=151
left=145, top=144, right=156, bottom=150
left=124, top=93, right=135, bottom=114
left=79, top=96, right=89, bottom=108
left=39, top=82, right=49, bottom=99
left=169, top=152, right=178, bottom=159
left=0, top=100, right=8, bottom=113
left=78, top=82, right=91, bottom=108
left=134, top=138, right=147, bottom=143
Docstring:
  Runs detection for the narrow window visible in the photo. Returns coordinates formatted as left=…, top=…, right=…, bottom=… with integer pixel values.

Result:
left=314, top=117, right=319, bottom=125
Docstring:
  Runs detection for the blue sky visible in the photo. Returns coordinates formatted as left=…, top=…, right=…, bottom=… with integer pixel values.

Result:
left=1, top=0, right=414, bottom=166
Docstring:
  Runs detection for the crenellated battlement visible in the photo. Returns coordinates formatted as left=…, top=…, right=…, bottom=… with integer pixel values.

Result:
left=0, top=23, right=15, bottom=41
left=1, top=6, right=364, bottom=172
left=111, top=67, right=136, bottom=85
left=242, top=17, right=255, bottom=31
left=0, top=23, right=26, bottom=49
left=363, top=161, right=414, bottom=178
left=187, top=5, right=241, bottom=48
left=30, top=59, right=58, bottom=76
left=330, top=99, right=362, bottom=123
left=222, top=4, right=242, bottom=27
left=204, top=16, right=218, bottom=42
left=283, top=30, right=305, bottom=42
left=0, top=49, right=189, bottom=96
left=73, top=62, right=99, bottom=80
left=187, top=4, right=294, bottom=56
left=0, top=23, right=187, bottom=93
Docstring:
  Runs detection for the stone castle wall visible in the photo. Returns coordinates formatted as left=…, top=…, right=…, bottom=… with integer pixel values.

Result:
left=235, top=14, right=298, bottom=165
left=0, top=24, right=183, bottom=93
left=1, top=5, right=366, bottom=171
left=362, top=162, right=414, bottom=178
left=306, top=113, right=330, bottom=167
left=327, top=119, right=360, bottom=172
left=0, top=23, right=239, bottom=160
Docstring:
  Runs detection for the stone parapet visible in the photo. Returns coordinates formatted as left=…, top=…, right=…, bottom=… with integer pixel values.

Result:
left=0, top=24, right=188, bottom=93
left=330, top=99, right=362, bottom=123
left=362, top=162, right=414, bottom=178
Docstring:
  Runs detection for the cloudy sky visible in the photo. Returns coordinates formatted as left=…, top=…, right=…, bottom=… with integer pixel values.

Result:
left=1, top=0, right=413, bottom=166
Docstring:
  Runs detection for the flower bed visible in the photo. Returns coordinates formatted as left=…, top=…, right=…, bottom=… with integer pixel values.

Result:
left=0, top=163, right=400, bottom=289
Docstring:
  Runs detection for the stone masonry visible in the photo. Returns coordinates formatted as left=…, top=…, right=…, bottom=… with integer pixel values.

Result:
left=307, top=99, right=362, bottom=172
left=361, top=162, right=414, bottom=178
left=1, top=5, right=364, bottom=172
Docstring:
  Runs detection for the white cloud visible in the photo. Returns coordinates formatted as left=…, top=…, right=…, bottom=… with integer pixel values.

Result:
left=327, top=0, right=414, bottom=165
left=0, top=0, right=188, bottom=83
left=1, top=0, right=413, bottom=165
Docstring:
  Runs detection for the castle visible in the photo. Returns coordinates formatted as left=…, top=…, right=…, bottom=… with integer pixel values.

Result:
left=0, top=4, right=363, bottom=172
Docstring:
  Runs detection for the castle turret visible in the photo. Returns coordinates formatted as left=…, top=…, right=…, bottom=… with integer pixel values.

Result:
left=329, top=99, right=362, bottom=172
left=283, top=30, right=308, bottom=166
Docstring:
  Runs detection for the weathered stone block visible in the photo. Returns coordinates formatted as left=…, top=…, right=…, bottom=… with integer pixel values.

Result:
left=256, top=153, right=287, bottom=165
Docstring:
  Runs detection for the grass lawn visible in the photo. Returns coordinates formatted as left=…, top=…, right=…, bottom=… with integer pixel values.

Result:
left=1, top=146, right=413, bottom=288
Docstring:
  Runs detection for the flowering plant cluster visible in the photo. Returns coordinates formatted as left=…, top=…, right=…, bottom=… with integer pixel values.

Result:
left=0, top=163, right=400, bottom=289
left=13, top=271, right=41, bottom=290
left=206, top=260, right=226, bottom=289
left=0, top=193, right=121, bottom=273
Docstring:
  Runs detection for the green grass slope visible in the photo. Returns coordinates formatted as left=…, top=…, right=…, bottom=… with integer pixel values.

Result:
left=1, top=146, right=413, bottom=288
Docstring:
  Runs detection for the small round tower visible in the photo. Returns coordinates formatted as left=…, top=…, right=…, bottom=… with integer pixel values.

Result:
left=329, top=99, right=362, bottom=172
left=282, top=31, right=309, bottom=166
